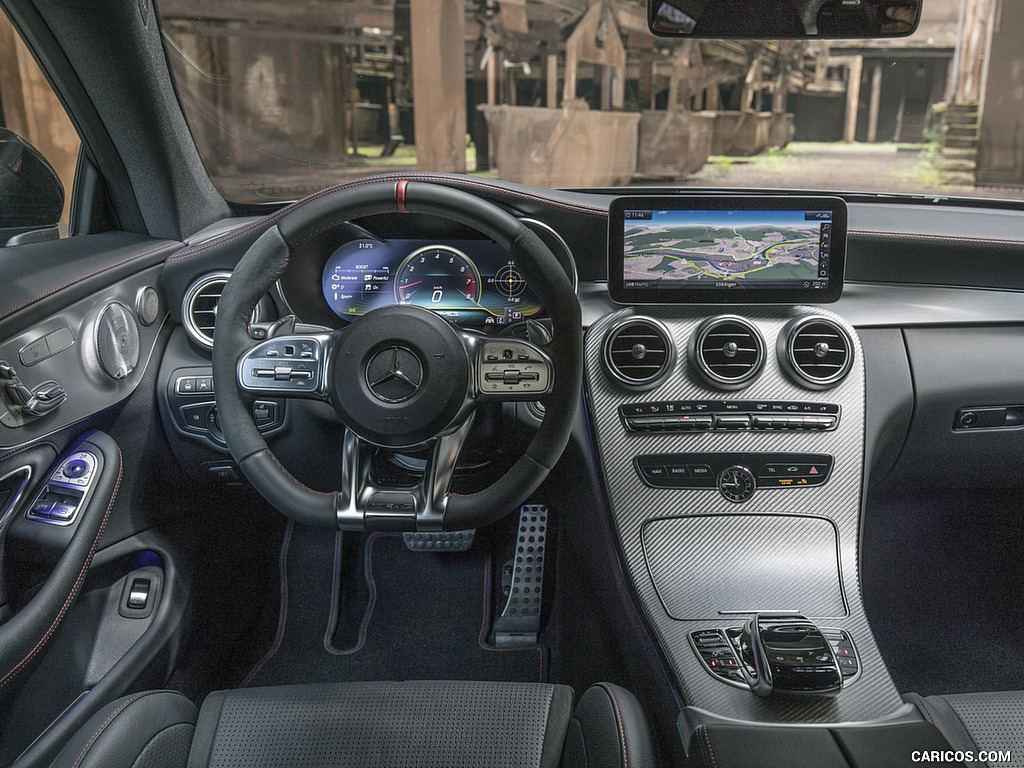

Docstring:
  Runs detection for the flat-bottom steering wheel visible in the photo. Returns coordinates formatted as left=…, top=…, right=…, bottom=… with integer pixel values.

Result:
left=212, top=180, right=582, bottom=531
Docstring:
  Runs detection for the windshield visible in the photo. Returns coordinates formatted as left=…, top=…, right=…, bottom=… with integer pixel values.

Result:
left=154, top=0, right=1023, bottom=204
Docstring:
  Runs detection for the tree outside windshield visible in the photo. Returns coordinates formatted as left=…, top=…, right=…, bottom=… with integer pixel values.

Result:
left=154, top=0, right=1023, bottom=203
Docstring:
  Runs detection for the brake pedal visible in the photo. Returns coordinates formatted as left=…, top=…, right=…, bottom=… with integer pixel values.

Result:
left=403, top=530, right=475, bottom=552
left=493, top=504, right=548, bottom=646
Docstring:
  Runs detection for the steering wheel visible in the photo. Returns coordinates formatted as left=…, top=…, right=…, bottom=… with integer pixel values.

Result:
left=212, top=181, right=582, bottom=531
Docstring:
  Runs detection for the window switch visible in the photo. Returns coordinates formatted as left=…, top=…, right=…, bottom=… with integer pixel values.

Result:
left=127, top=578, right=150, bottom=610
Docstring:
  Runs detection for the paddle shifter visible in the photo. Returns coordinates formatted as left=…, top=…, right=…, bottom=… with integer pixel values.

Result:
left=739, top=613, right=842, bottom=697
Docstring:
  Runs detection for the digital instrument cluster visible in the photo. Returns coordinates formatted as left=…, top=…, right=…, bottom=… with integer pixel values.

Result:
left=321, top=238, right=543, bottom=327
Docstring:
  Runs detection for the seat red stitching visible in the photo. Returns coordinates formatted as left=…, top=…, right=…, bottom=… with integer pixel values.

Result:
left=913, top=692, right=935, bottom=725
left=0, top=447, right=122, bottom=691
left=596, top=683, right=629, bottom=768
left=70, top=690, right=167, bottom=768
left=700, top=726, right=719, bottom=768
left=0, top=243, right=176, bottom=322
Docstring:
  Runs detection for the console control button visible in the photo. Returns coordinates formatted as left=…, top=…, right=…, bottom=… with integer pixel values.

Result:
left=640, top=465, right=667, bottom=480
left=621, top=400, right=839, bottom=433
left=635, top=452, right=833, bottom=490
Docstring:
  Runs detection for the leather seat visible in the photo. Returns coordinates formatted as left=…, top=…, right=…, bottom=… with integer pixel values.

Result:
left=911, top=692, right=1024, bottom=766
left=49, top=680, right=655, bottom=768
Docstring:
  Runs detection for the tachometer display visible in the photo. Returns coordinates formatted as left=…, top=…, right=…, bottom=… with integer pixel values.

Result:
left=395, top=245, right=482, bottom=307
left=322, top=238, right=543, bottom=326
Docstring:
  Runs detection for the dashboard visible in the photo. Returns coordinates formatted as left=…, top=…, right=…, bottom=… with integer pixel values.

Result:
left=270, top=216, right=577, bottom=331
left=321, top=237, right=542, bottom=327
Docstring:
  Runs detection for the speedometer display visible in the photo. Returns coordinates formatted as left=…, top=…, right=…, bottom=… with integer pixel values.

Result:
left=394, top=245, right=481, bottom=307
left=322, top=238, right=543, bottom=326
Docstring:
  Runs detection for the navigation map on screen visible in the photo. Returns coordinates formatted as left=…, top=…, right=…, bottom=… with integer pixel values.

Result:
left=622, top=208, right=832, bottom=290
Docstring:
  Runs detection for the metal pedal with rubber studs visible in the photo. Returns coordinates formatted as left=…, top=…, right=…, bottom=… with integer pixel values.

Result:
left=493, top=504, right=548, bottom=646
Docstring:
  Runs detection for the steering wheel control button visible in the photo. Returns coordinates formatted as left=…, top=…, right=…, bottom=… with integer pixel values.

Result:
left=620, top=400, right=839, bottom=433
left=635, top=452, right=833, bottom=491
left=239, top=336, right=324, bottom=393
left=366, top=347, right=423, bottom=403
left=477, top=341, right=552, bottom=396
left=718, top=466, right=757, bottom=503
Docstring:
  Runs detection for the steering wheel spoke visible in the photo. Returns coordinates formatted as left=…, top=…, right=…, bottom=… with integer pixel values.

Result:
left=337, top=417, right=474, bottom=531
left=237, top=332, right=334, bottom=401
left=462, top=332, right=554, bottom=403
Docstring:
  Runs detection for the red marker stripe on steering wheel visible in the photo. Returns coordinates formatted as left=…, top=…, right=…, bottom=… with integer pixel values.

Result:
left=396, top=180, right=409, bottom=213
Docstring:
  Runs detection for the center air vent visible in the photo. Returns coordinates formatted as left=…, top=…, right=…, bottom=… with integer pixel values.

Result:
left=779, top=317, right=854, bottom=389
left=603, top=318, right=675, bottom=390
left=690, top=316, right=765, bottom=390
left=182, top=272, right=260, bottom=349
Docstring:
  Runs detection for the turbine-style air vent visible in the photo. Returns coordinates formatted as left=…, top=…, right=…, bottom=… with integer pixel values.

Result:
left=690, top=316, right=765, bottom=390
left=603, top=318, right=675, bottom=390
left=781, top=317, right=854, bottom=389
left=183, top=272, right=260, bottom=349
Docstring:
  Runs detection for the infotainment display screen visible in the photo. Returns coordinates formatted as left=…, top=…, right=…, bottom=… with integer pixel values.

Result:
left=608, top=196, right=847, bottom=304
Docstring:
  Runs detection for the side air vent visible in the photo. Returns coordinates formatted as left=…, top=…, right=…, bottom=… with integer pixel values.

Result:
left=780, top=317, right=854, bottom=389
left=690, top=316, right=765, bottom=390
left=602, top=318, right=675, bottom=390
left=182, top=272, right=260, bottom=349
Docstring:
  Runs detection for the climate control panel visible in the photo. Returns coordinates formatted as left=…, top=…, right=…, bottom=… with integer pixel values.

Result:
left=620, top=400, right=839, bottom=433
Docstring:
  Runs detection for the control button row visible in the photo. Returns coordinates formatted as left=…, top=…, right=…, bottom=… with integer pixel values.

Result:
left=626, top=415, right=713, bottom=431
left=821, top=629, right=860, bottom=677
left=176, top=375, right=214, bottom=394
left=477, top=341, right=551, bottom=395
left=622, top=400, right=840, bottom=417
left=238, top=337, right=325, bottom=393
left=635, top=452, right=833, bottom=491
left=179, top=400, right=281, bottom=435
left=50, top=451, right=96, bottom=488
left=691, top=630, right=748, bottom=685
left=625, top=413, right=836, bottom=433
left=30, top=498, right=79, bottom=520
left=19, top=326, right=76, bottom=367
left=758, top=463, right=829, bottom=479
left=640, top=464, right=712, bottom=482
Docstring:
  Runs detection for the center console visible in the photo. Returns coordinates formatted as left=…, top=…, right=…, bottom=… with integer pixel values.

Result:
left=584, top=196, right=906, bottom=728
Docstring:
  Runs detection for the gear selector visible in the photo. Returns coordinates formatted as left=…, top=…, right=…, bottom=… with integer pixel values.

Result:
left=738, top=613, right=843, bottom=697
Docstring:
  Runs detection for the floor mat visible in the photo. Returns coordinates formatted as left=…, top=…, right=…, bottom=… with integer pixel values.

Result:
left=862, top=489, right=1024, bottom=696
left=243, top=524, right=546, bottom=688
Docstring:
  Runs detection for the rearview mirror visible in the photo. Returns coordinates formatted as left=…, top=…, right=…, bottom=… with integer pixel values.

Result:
left=649, top=0, right=921, bottom=39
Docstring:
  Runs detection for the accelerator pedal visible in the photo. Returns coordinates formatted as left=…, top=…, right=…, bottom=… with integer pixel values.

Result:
left=403, top=530, right=475, bottom=552
left=493, top=504, right=548, bottom=647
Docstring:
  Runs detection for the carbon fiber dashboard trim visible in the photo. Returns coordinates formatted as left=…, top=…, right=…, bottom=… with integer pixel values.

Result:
left=643, top=514, right=846, bottom=621
left=584, top=305, right=903, bottom=723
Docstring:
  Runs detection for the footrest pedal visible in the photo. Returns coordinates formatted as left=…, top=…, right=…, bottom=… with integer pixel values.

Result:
left=403, top=530, right=475, bottom=552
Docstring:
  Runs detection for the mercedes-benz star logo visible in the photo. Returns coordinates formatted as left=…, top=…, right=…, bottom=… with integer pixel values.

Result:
left=366, top=347, right=423, bottom=403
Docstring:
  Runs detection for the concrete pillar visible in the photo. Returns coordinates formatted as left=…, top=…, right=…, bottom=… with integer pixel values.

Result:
left=410, top=0, right=466, bottom=172
left=843, top=55, right=863, bottom=143
left=866, top=63, right=883, bottom=143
